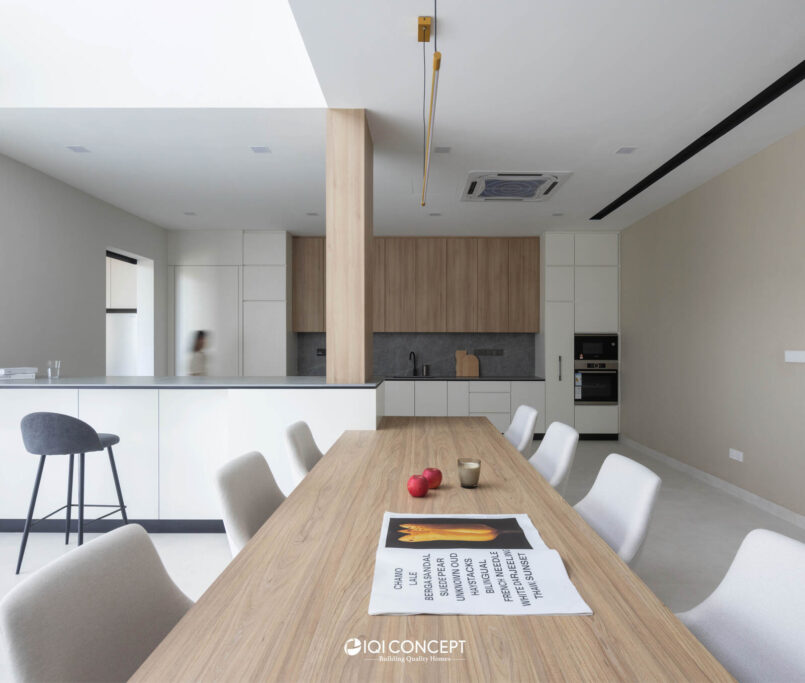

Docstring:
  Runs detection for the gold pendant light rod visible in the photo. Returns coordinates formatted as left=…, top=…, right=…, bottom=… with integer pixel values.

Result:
left=421, top=50, right=441, bottom=206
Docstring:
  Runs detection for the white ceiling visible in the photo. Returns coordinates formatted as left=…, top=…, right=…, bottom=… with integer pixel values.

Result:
left=0, top=109, right=327, bottom=232
left=0, top=0, right=325, bottom=107
left=0, top=1, right=803, bottom=235
left=290, top=0, right=805, bottom=234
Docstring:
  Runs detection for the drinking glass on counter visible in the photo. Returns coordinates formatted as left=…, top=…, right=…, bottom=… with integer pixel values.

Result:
left=457, top=458, right=481, bottom=489
left=47, top=360, right=61, bottom=380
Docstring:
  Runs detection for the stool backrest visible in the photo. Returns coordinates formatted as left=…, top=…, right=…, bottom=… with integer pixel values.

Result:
left=20, top=412, right=102, bottom=455
left=0, top=524, right=193, bottom=683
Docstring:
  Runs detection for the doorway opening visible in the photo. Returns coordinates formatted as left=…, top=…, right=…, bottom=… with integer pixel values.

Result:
left=105, top=249, right=154, bottom=375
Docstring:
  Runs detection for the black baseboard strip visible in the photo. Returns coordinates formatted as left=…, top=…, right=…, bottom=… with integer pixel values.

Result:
left=579, top=434, right=620, bottom=441
left=0, top=519, right=224, bottom=533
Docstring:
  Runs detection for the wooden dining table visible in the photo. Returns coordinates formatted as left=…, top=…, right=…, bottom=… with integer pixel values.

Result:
left=132, top=416, right=732, bottom=682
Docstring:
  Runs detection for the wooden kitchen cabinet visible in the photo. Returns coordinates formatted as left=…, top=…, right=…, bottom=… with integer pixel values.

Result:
left=415, top=238, right=446, bottom=332
left=373, top=238, right=386, bottom=332
left=477, top=238, right=509, bottom=332
left=292, top=236, right=540, bottom=334
left=446, top=238, right=477, bottom=332
left=384, top=238, right=416, bottom=331
left=291, top=236, right=325, bottom=332
left=508, top=238, right=540, bottom=332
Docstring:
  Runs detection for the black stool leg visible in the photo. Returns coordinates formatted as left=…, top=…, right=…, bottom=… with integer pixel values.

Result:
left=107, top=446, right=128, bottom=524
left=16, top=455, right=46, bottom=575
left=78, top=453, right=85, bottom=546
left=65, top=453, right=74, bottom=544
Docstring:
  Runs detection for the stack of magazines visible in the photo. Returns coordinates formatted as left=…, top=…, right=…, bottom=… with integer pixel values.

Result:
left=0, top=367, right=38, bottom=380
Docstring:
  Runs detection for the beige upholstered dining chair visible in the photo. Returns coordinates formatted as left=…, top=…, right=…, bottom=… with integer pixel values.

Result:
left=285, top=420, right=324, bottom=487
left=0, top=524, right=192, bottom=683
left=574, top=453, right=661, bottom=564
left=216, top=450, right=285, bottom=556
left=677, top=529, right=805, bottom=682
left=528, top=421, right=579, bottom=491
left=504, top=405, right=539, bottom=454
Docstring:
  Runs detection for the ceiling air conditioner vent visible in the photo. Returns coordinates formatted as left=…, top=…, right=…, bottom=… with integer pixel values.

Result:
left=461, top=171, right=571, bottom=202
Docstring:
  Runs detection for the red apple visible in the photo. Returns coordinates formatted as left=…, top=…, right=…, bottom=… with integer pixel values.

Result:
left=407, top=475, right=429, bottom=497
left=422, top=467, right=443, bottom=489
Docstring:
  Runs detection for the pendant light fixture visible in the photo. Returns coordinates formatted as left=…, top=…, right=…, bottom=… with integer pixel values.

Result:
left=419, top=3, right=441, bottom=207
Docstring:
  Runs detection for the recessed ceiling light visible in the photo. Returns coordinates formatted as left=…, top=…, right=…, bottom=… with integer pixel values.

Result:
left=250, top=145, right=272, bottom=154
left=433, top=146, right=451, bottom=154
left=183, top=211, right=197, bottom=216
left=305, top=212, right=319, bottom=216
left=428, top=212, right=442, bottom=217
left=66, top=145, right=90, bottom=153
left=552, top=212, right=564, bottom=217
left=616, top=146, right=637, bottom=154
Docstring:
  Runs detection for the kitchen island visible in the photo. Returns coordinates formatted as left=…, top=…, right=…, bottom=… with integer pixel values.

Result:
left=0, top=377, right=383, bottom=529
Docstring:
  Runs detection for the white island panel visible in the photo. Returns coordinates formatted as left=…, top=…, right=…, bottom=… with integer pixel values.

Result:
left=77, top=389, right=159, bottom=519
left=227, top=388, right=378, bottom=496
left=159, top=389, right=230, bottom=519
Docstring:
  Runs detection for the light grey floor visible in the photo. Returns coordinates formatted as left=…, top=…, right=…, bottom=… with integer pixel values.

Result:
left=1, top=439, right=803, bottom=681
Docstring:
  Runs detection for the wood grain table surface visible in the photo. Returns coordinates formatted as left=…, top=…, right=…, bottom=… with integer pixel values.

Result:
left=132, top=417, right=732, bottom=682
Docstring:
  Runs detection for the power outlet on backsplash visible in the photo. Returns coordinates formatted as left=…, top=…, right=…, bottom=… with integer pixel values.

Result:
left=475, top=349, right=504, bottom=357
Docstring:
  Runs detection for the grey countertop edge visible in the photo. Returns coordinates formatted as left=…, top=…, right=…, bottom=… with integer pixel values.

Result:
left=381, top=376, right=545, bottom=382
left=0, top=375, right=544, bottom=389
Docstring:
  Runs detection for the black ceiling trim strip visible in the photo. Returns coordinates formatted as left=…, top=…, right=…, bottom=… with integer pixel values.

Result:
left=106, top=250, right=138, bottom=265
left=590, top=58, right=805, bottom=221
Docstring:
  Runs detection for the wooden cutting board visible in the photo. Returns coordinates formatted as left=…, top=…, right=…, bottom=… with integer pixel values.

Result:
left=455, top=350, right=479, bottom=377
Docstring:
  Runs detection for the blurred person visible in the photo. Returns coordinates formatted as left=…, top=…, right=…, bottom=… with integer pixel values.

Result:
left=188, top=330, right=209, bottom=376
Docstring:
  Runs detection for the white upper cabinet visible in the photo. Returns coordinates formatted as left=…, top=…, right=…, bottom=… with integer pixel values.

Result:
left=574, top=267, right=619, bottom=333
left=243, top=265, right=286, bottom=301
left=545, top=266, right=574, bottom=302
left=243, top=301, right=287, bottom=375
left=243, top=231, right=287, bottom=265
left=109, top=257, right=137, bottom=309
left=574, top=233, right=619, bottom=266
left=544, top=233, right=575, bottom=266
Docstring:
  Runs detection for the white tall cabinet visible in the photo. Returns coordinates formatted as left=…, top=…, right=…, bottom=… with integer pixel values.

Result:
left=542, top=232, right=619, bottom=434
left=168, top=230, right=293, bottom=376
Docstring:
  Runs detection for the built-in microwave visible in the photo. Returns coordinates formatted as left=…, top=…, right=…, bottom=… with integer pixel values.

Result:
left=574, top=334, right=618, bottom=361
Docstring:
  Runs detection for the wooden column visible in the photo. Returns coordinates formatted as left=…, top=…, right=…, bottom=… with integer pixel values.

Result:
left=326, top=109, right=373, bottom=383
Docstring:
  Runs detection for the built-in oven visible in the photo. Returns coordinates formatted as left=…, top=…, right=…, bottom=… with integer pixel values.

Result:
left=574, top=334, right=618, bottom=361
left=574, top=360, right=618, bottom=404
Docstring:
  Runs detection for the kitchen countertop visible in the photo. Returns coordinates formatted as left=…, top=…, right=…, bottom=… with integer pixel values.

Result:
left=383, top=375, right=545, bottom=381
left=0, top=375, right=545, bottom=389
left=0, top=376, right=383, bottom=389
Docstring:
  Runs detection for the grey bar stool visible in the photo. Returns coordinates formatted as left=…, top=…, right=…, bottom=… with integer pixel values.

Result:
left=16, top=412, right=128, bottom=574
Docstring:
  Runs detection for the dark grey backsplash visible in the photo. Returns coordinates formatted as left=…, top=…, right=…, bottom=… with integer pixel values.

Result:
left=296, top=333, right=536, bottom=377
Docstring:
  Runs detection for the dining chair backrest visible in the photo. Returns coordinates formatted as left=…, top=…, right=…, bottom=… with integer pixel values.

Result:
left=676, top=529, right=805, bottom=683
left=573, top=453, right=661, bottom=564
left=504, top=405, right=538, bottom=454
left=285, top=421, right=324, bottom=486
left=528, top=421, right=579, bottom=488
left=0, top=524, right=192, bottom=683
left=216, top=450, right=285, bottom=556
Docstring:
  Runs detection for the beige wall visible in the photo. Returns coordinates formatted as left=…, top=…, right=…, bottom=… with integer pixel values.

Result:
left=621, top=125, right=805, bottom=516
